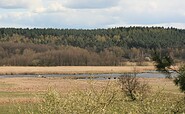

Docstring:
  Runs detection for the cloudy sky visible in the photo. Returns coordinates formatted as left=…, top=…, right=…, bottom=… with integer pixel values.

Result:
left=0, top=0, right=185, bottom=29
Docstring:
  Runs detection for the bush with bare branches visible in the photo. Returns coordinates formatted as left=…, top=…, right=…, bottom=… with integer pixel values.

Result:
left=118, top=74, right=150, bottom=101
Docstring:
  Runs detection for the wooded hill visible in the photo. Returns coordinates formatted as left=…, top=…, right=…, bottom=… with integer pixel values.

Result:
left=0, top=27, right=184, bottom=66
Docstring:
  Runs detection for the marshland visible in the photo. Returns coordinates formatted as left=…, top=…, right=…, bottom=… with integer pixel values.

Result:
left=0, top=27, right=185, bottom=113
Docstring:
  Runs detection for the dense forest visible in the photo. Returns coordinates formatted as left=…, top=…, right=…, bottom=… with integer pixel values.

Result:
left=0, top=27, right=185, bottom=66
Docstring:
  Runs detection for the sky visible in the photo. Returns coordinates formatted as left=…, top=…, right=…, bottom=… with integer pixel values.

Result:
left=0, top=0, right=185, bottom=29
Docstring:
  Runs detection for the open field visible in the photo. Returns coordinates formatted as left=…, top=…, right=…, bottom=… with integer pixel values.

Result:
left=0, top=66, right=155, bottom=75
left=0, top=77, right=183, bottom=113
left=0, top=77, right=180, bottom=104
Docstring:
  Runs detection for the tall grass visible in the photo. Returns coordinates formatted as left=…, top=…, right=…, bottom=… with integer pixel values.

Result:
left=12, top=80, right=185, bottom=114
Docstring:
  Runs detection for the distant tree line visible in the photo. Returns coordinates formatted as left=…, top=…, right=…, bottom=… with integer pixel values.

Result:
left=0, top=27, right=184, bottom=66
left=0, top=42, right=148, bottom=66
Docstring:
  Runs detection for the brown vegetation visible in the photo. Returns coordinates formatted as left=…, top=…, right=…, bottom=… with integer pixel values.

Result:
left=0, top=66, right=155, bottom=75
left=0, top=77, right=179, bottom=104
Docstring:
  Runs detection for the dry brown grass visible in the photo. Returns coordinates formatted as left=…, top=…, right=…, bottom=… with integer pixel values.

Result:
left=0, top=66, right=155, bottom=75
left=0, top=77, right=108, bottom=104
left=0, top=77, right=108, bottom=93
left=0, top=77, right=180, bottom=104
left=0, top=97, right=39, bottom=104
left=139, top=78, right=180, bottom=94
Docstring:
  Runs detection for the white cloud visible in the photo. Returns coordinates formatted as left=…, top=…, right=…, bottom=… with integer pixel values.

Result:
left=0, top=0, right=185, bottom=29
left=34, top=7, right=45, bottom=13
left=112, top=0, right=185, bottom=25
left=0, top=0, right=42, bottom=9
left=62, top=0, right=120, bottom=9
left=33, top=1, right=67, bottom=13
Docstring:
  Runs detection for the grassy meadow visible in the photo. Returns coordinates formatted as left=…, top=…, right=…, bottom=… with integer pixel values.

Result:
left=0, top=76, right=184, bottom=113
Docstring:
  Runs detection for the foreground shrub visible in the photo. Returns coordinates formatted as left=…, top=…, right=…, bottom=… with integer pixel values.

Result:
left=17, top=80, right=185, bottom=114
left=137, top=91, right=185, bottom=113
left=118, top=74, right=151, bottom=101
left=174, top=65, right=185, bottom=92
left=36, top=82, right=125, bottom=114
left=39, top=88, right=61, bottom=114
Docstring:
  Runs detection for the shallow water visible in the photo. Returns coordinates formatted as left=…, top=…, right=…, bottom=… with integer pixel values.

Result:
left=0, top=71, right=177, bottom=79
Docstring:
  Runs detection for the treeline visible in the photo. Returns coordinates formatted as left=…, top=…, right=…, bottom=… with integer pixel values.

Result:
left=0, top=27, right=185, bottom=50
left=0, top=42, right=143, bottom=66
left=0, top=27, right=185, bottom=66
left=0, top=42, right=184, bottom=66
